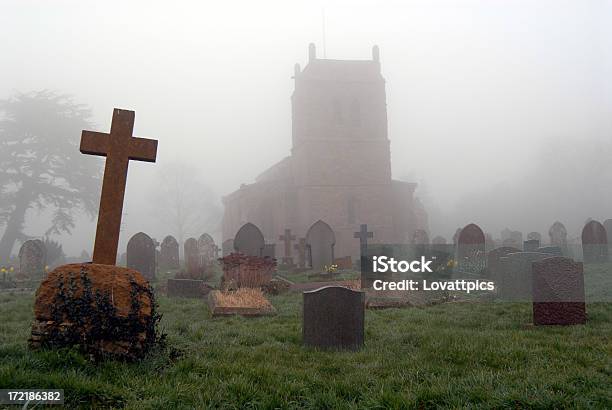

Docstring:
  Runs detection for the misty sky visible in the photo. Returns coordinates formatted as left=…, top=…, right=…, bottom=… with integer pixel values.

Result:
left=2, top=0, right=611, bottom=255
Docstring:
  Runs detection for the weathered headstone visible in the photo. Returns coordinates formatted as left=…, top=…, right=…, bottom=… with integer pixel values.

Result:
left=523, top=239, right=540, bottom=252
left=456, top=223, right=486, bottom=273
left=19, top=239, right=46, bottom=278
left=532, top=257, right=586, bottom=325
left=126, top=232, right=156, bottom=281
left=80, top=108, right=157, bottom=265
left=306, top=220, right=335, bottom=270
left=303, top=286, right=365, bottom=350
left=279, top=229, right=296, bottom=266
left=159, top=235, right=179, bottom=269
left=499, top=252, right=549, bottom=300
left=197, top=233, right=216, bottom=267
left=486, top=246, right=520, bottom=283
left=581, top=220, right=608, bottom=263
left=234, top=223, right=265, bottom=257
left=184, top=238, right=199, bottom=276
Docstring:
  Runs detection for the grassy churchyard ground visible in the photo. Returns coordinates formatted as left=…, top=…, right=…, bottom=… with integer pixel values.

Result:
left=0, top=265, right=610, bottom=409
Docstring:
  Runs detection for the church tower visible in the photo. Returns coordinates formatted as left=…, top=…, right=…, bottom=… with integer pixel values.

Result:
left=291, top=43, right=391, bottom=187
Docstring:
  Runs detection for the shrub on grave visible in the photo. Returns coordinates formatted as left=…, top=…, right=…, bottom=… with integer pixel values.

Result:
left=219, top=253, right=276, bottom=289
left=29, top=263, right=165, bottom=361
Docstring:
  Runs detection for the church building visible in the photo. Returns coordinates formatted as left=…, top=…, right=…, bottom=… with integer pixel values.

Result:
left=222, top=44, right=427, bottom=264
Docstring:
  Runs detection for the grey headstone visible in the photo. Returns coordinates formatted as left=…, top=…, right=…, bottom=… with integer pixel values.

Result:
left=184, top=238, right=199, bottom=276
left=234, top=223, right=265, bottom=257
left=160, top=235, right=179, bottom=269
left=499, top=252, right=549, bottom=300
left=198, top=233, right=216, bottom=266
left=487, top=246, right=520, bottom=283
left=581, top=220, right=608, bottom=263
left=18, top=239, right=46, bottom=278
left=303, top=286, right=365, bottom=350
left=306, top=220, right=335, bottom=270
left=532, top=257, right=586, bottom=325
left=127, top=232, right=156, bottom=281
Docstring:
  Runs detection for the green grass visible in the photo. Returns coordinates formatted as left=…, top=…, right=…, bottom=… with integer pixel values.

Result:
left=0, top=274, right=611, bottom=409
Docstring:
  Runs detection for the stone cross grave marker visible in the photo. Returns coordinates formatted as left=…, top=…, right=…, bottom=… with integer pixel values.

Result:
left=80, top=108, right=157, bottom=265
left=294, top=238, right=307, bottom=268
left=303, top=286, right=365, bottom=350
left=279, top=229, right=296, bottom=265
left=532, top=256, right=586, bottom=325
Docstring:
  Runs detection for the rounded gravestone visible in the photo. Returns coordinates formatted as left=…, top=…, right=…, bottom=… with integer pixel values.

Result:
left=160, top=235, right=179, bottom=269
left=19, top=239, right=46, bottom=278
left=234, top=223, right=265, bottom=257
left=456, top=223, right=486, bottom=273
left=549, top=221, right=567, bottom=247
left=306, top=220, right=335, bottom=270
left=127, top=232, right=156, bottom=281
left=581, top=220, right=608, bottom=264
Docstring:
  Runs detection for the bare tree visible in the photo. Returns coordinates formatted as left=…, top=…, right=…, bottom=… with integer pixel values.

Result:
left=149, top=161, right=221, bottom=254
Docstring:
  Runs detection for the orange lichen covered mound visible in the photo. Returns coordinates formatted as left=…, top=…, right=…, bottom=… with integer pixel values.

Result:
left=29, top=263, right=163, bottom=360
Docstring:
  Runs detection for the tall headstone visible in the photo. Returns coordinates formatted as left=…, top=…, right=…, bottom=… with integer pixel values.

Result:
left=126, top=232, right=156, bottom=281
left=456, top=223, right=486, bottom=274
left=159, top=235, right=179, bottom=269
left=499, top=252, right=549, bottom=300
left=18, top=239, right=46, bottom=278
left=184, top=238, right=199, bottom=276
left=303, top=286, right=365, bottom=350
left=581, top=220, right=608, bottom=263
left=197, top=233, right=216, bottom=267
left=234, top=223, right=265, bottom=257
left=532, top=257, right=586, bottom=325
left=306, top=220, right=335, bottom=270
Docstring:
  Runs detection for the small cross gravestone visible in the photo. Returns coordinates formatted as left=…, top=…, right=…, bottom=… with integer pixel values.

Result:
left=279, top=229, right=296, bottom=266
left=532, top=256, right=586, bottom=325
left=303, top=286, right=365, bottom=350
left=126, top=232, right=156, bottom=281
left=19, top=239, right=46, bottom=278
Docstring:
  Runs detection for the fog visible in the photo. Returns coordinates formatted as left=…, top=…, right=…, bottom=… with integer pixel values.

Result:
left=1, top=0, right=611, bottom=256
